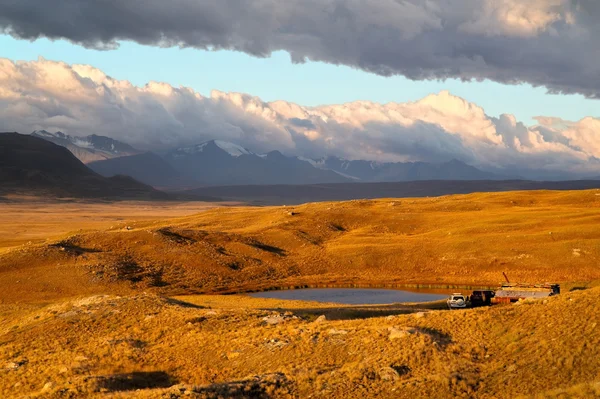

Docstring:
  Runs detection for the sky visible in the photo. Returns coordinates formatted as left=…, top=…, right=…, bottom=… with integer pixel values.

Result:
left=1, top=0, right=599, bottom=179
left=1, top=34, right=596, bottom=126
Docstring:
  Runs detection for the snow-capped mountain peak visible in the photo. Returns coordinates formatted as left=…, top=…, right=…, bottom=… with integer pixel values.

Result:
left=31, top=130, right=56, bottom=138
left=213, top=140, right=251, bottom=157
left=296, top=156, right=317, bottom=167
left=175, top=140, right=252, bottom=158
left=30, top=130, right=139, bottom=163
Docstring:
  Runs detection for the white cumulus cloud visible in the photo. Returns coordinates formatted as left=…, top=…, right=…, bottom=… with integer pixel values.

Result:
left=0, top=57, right=599, bottom=179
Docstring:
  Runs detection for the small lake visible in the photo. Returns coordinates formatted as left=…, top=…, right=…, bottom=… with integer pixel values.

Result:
left=249, top=288, right=450, bottom=305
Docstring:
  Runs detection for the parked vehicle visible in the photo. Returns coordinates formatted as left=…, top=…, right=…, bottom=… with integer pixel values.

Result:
left=470, top=290, right=495, bottom=307
left=447, top=293, right=468, bottom=309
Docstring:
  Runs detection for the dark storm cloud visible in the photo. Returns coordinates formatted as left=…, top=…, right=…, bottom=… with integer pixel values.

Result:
left=1, top=1, right=599, bottom=97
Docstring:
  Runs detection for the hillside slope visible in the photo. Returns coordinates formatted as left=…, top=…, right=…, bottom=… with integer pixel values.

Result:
left=0, top=286, right=599, bottom=398
left=0, top=133, right=168, bottom=199
left=31, top=130, right=140, bottom=163
left=2, top=189, right=600, bottom=302
left=88, top=152, right=197, bottom=189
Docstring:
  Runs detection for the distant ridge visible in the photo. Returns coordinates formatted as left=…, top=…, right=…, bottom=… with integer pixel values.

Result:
left=185, top=180, right=600, bottom=205
left=31, top=130, right=140, bottom=163
left=313, top=156, right=502, bottom=181
left=88, top=152, right=198, bottom=190
left=29, top=132, right=512, bottom=187
left=0, top=133, right=168, bottom=199
left=163, top=140, right=349, bottom=186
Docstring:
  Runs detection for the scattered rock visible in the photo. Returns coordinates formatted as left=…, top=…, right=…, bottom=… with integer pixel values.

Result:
left=41, top=382, right=55, bottom=392
left=388, top=327, right=415, bottom=340
left=265, top=338, right=289, bottom=349
left=186, top=316, right=208, bottom=324
left=58, top=310, right=80, bottom=318
left=5, top=362, right=20, bottom=371
left=378, top=367, right=400, bottom=381
left=169, top=384, right=189, bottom=394
left=314, top=315, right=327, bottom=323
left=261, top=313, right=295, bottom=325
left=413, top=312, right=426, bottom=319
left=5, top=359, right=27, bottom=370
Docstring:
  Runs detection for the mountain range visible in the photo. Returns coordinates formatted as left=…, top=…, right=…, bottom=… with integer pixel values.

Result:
left=31, top=130, right=140, bottom=163
left=28, top=131, right=506, bottom=189
left=186, top=180, right=600, bottom=205
left=0, top=133, right=168, bottom=199
left=312, top=156, right=499, bottom=182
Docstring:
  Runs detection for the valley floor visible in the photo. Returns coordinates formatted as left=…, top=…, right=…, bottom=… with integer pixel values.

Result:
left=1, top=190, right=600, bottom=398
left=0, top=197, right=229, bottom=253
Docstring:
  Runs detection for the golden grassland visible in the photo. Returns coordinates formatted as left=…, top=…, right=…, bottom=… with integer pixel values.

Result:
left=2, top=189, right=600, bottom=302
left=0, top=197, right=229, bottom=254
left=1, top=190, right=600, bottom=398
left=1, top=289, right=600, bottom=398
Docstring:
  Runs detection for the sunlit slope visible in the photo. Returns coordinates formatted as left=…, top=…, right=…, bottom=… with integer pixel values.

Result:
left=1, top=285, right=599, bottom=398
left=1, top=189, right=600, bottom=302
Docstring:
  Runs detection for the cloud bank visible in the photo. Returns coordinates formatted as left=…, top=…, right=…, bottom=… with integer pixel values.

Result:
left=0, top=57, right=599, bottom=178
left=1, top=0, right=600, bottom=97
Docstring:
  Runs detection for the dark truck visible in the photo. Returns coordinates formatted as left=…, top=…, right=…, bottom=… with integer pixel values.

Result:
left=469, top=290, right=495, bottom=307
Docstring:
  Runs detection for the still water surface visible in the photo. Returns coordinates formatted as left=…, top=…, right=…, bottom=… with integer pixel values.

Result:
left=249, top=288, right=449, bottom=305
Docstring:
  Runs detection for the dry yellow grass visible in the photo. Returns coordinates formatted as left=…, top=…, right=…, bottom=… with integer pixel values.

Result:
left=0, top=197, right=230, bottom=254
left=1, top=190, right=600, bottom=398
left=2, top=189, right=600, bottom=303
left=1, top=288, right=599, bottom=398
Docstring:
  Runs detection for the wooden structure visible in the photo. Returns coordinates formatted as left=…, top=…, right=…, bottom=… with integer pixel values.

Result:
left=491, top=273, right=560, bottom=304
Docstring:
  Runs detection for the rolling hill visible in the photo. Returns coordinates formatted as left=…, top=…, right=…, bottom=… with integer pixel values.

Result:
left=2, top=188, right=600, bottom=302
left=2, top=189, right=600, bottom=398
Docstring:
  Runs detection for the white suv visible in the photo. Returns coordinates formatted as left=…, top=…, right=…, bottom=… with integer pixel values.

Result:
left=447, top=293, right=467, bottom=309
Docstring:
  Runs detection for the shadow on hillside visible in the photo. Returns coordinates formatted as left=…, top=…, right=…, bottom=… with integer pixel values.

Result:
left=247, top=240, right=287, bottom=256
left=191, top=373, right=290, bottom=398
left=413, top=326, right=453, bottom=348
left=50, top=241, right=102, bottom=255
left=569, top=286, right=588, bottom=292
left=165, top=297, right=207, bottom=309
left=93, top=371, right=175, bottom=392
left=157, top=228, right=196, bottom=244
